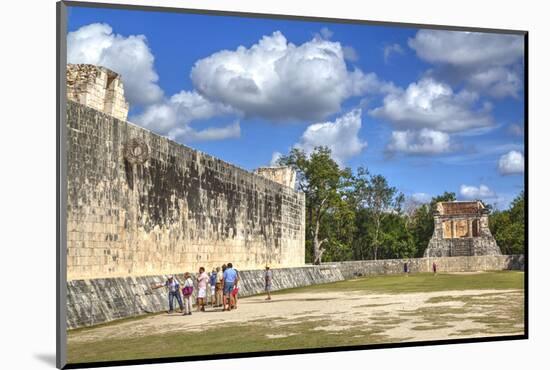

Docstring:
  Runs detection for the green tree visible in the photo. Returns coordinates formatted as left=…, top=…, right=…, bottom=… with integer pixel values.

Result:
left=379, top=213, right=416, bottom=259
left=347, top=168, right=405, bottom=260
left=490, top=191, right=524, bottom=254
left=278, top=147, right=352, bottom=264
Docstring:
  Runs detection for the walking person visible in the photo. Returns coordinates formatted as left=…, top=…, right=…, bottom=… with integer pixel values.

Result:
left=197, top=267, right=208, bottom=312
left=264, top=266, right=273, bottom=301
left=433, top=261, right=437, bottom=275
left=209, top=269, right=217, bottom=307
left=403, top=262, right=409, bottom=277
left=222, top=263, right=238, bottom=311
left=215, top=266, right=223, bottom=307
left=182, top=272, right=194, bottom=315
left=152, top=275, right=184, bottom=313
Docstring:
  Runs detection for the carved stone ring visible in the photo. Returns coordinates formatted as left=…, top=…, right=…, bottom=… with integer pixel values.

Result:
left=124, top=138, right=149, bottom=164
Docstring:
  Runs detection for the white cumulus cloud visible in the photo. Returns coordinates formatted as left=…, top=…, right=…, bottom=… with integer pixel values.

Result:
left=190, top=31, right=387, bottom=121
left=387, top=129, right=452, bottom=155
left=460, top=184, right=496, bottom=200
left=131, top=91, right=238, bottom=142
left=408, top=30, right=524, bottom=98
left=67, top=23, right=163, bottom=106
left=132, top=91, right=234, bottom=134
left=370, top=78, right=493, bottom=133
left=183, top=122, right=241, bottom=142
left=498, top=150, right=524, bottom=175
left=294, top=109, right=367, bottom=165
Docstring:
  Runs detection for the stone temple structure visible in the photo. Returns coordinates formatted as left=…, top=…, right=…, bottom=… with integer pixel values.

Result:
left=424, top=201, right=501, bottom=257
left=65, top=64, right=305, bottom=280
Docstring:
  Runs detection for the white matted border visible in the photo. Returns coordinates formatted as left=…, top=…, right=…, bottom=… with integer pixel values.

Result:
left=1, top=0, right=547, bottom=369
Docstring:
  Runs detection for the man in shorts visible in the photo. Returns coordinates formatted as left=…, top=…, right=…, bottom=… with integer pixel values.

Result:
left=196, top=267, right=208, bottom=312
left=223, top=263, right=237, bottom=311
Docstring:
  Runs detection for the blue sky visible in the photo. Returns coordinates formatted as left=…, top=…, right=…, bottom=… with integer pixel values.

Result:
left=66, top=6, right=525, bottom=209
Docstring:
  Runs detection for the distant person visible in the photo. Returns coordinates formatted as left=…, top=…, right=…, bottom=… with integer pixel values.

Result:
left=215, top=266, right=223, bottom=307
left=403, top=262, right=409, bottom=276
left=223, top=262, right=238, bottom=311
left=182, top=272, right=194, bottom=316
left=153, top=275, right=183, bottom=313
left=209, top=269, right=217, bottom=307
left=264, top=266, right=273, bottom=300
left=433, top=262, right=437, bottom=275
left=197, top=267, right=208, bottom=312
left=231, top=269, right=240, bottom=309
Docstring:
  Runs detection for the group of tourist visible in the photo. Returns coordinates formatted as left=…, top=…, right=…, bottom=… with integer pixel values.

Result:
left=153, top=264, right=273, bottom=315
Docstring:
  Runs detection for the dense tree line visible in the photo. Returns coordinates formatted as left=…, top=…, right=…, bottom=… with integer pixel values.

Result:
left=489, top=191, right=525, bottom=255
left=278, top=147, right=525, bottom=264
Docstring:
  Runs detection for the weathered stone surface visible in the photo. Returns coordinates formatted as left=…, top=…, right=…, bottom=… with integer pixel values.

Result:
left=424, top=201, right=501, bottom=257
left=67, top=64, right=129, bottom=121
left=328, top=254, right=524, bottom=279
left=254, top=167, right=296, bottom=189
left=66, top=265, right=344, bottom=329
left=66, top=100, right=306, bottom=280
left=67, top=255, right=523, bottom=329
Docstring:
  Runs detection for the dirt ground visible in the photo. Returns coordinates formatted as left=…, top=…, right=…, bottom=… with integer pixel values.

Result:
left=69, top=287, right=524, bottom=344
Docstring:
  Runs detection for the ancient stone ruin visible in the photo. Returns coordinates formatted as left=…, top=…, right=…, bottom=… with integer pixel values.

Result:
left=65, top=64, right=305, bottom=280
left=254, top=166, right=297, bottom=189
left=424, top=201, right=501, bottom=257
left=64, top=64, right=522, bottom=329
left=67, top=64, right=129, bottom=121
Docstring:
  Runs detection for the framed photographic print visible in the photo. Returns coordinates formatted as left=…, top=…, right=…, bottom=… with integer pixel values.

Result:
left=56, top=1, right=527, bottom=368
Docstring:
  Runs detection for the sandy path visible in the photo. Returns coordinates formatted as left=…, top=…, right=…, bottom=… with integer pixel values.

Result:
left=69, top=288, right=524, bottom=344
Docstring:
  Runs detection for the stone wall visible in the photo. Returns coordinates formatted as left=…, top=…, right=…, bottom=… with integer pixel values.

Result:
left=254, top=167, right=297, bottom=189
left=66, top=101, right=306, bottom=280
left=327, top=255, right=524, bottom=280
left=67, top=265, right=343, bottom=329
left=67, top=255, right=523, bottom=329
left=67, top=64, right=129, bottom=121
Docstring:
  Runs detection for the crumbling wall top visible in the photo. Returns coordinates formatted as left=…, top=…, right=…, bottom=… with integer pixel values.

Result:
left=67, top=63, right=129, bottom=121
left=435, top=201, right=484, bottom=216
left=254, top=166, right=297, bottom=189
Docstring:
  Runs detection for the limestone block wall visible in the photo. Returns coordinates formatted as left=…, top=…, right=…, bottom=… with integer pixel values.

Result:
left=327, top=255, right=524, bottom=280
left=66, top=265, right=344, bottom=329
left=66, top=101, right=305, bottom=280
left=67, top=64, right=129, bottom=121
left=254, top=167, right=297, bottom=189
left=66, top=255, right=523, bottom=329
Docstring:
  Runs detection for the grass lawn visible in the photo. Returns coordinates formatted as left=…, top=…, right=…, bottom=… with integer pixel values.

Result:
left=67, top=271, right=524, bottom=364
left=272, top=271, right=524, bottom=294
